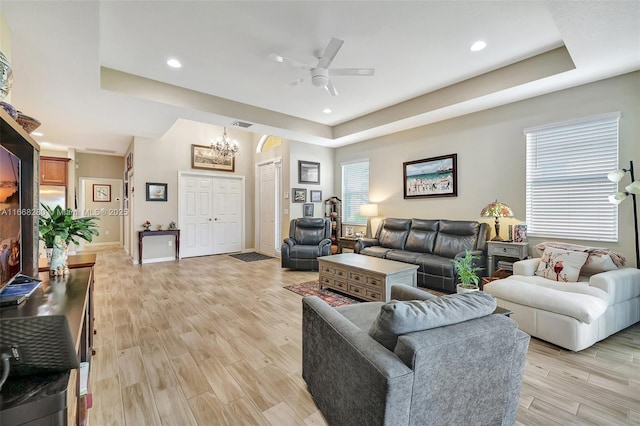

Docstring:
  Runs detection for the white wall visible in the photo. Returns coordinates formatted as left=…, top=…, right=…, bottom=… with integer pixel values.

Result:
left=335, top=71, right=640, bottom=266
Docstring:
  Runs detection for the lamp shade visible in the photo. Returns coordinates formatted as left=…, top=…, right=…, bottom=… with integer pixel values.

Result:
left=480, top=200, right=514, bottom=218
left=626, top=180, right=640, bottom=195
left=608, top=192, right=628, bottom=204
left=607, top=169, right=626, bottom=183
left=359, top=203, right=378, bottom=217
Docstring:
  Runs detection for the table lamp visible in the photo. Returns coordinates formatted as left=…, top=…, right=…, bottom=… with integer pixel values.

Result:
left=480, top=200, right=514, bottom=241
left=359, top=203, right=378, bottom=238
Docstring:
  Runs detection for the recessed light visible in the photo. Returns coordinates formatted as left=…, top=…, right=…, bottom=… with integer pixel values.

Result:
left=166, top=58, right=182, bottom=68
left=470, top=41, right=486, bottom=52
left=40, top=141, right=51, bottom=146
left=32, top=131, right=43, bottom=137
left=323, top=108, right=332, bottom=114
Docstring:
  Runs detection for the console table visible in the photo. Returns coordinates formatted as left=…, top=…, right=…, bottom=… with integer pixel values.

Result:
left=0, top=267, right=94, bottom=426
left=138, top=229, right=180, bottom=265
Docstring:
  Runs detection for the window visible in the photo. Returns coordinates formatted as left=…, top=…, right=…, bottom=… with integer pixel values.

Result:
left=342, top=160, right=369, bottom=225
left=525, top=112, right=620, bottom=241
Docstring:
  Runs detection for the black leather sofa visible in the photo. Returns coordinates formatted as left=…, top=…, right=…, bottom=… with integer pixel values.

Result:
left=354, top=218, right=489, bottom=293
left=281, top=218, right=332, bottom=271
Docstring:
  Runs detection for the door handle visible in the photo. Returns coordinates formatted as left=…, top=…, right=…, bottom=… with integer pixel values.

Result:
left=207, top=218, right=212, bottom=221
left=214, top=218, right=218, bottom=221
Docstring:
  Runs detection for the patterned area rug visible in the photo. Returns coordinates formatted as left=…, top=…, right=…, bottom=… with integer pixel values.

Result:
left=230, top=252, right=275, bottom=262
left=285, top=280, right=361, bottom=307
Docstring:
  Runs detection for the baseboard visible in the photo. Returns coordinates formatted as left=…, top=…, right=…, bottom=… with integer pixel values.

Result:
left=137, top=256, right=176, bottom=265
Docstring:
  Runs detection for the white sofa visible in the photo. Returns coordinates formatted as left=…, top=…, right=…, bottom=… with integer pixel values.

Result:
left=484, top=258, right=640, bottom=351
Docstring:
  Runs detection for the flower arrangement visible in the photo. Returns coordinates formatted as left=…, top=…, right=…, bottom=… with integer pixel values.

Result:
left=142, top=220, right=151, bottom=230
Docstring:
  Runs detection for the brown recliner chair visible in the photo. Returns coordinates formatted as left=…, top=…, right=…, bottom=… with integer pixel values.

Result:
left=281, top=218, right=332, bottom=271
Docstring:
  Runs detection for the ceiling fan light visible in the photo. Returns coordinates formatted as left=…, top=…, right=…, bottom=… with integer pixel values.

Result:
left=607, top=169, right=626, bottom=182
left=625, top=180, right=640, bottom=195
left=608, top=192, right=627, bottom=204
left=312, top=74, right=329, bottom=87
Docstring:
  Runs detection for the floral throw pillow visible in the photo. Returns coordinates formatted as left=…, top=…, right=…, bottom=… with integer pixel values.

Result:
left=535, top=247, right=589, bottom=282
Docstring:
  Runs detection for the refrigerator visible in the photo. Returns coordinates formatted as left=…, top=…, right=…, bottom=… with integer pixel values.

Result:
left=40, top=185, right=66, bottom=210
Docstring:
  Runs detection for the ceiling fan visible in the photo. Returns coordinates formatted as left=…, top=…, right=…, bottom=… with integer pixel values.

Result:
left=270, top=37, right=375, bottom=96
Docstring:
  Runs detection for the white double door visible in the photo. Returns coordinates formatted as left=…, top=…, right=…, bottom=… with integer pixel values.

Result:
left=180, top=173, right=243, bottom=258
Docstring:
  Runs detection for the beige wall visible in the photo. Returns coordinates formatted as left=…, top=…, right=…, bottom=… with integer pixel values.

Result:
left=289, top=141, right=335, bottom=220
left=335, top=71, right=640, bottom=267
left=131, top=119, right=256, bottom=262
left=81, top=177, right=122, bottom=244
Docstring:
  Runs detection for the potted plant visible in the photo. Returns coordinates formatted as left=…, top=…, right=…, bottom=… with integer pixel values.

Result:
left=39, top=204, right=100, bottom=252
left=453, top=249, right=482, bottom=294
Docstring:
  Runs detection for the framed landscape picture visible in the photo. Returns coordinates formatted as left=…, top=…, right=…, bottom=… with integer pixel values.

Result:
left=298, top=160, right=320, bottom=184
left=192, top=144, right=235, bottom=172
left=146, top=182, right=168, bottom=201
left=403, top=154, right=457, bottom=199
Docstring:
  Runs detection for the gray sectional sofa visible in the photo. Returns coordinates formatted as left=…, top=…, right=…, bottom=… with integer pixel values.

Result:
left=355, top=218, right=490, bottom=293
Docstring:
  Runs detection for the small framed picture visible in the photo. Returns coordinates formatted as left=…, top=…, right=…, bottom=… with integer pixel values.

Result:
left=345, top=226, right=354, bottom=237
left=303, top=203, right=314, bottom=217
left=298, top=160, right=320, bottom=184
left=146, top=182, right=168, bottom=202
left=93, top=184, right=111, bottom=202
left=292, top=188, right=306, bottom=203
left=310, top=190, right=322, bottom=203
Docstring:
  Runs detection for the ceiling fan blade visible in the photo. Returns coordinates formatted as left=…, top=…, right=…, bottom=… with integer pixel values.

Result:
left=329, top=68, right=375, bottom=76
left=325, top=79, right=339, bottom=96
left=269, top=53, right=313, bottom=71
left=317, top=37, right=344, bottom=69
left=287, top=74, right=310, bottom=87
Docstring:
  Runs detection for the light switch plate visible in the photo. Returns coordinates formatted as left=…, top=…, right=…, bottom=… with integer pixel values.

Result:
left=284, top=192, right=289, bottom=199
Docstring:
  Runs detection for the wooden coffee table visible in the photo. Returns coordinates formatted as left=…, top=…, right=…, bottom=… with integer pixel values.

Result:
left=319, top=253, right=418, bottom=302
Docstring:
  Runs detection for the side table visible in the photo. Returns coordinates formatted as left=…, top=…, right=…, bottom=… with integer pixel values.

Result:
left=487, top=241, right=528, bottom=275
left=337, top=237, right=358, bottom=253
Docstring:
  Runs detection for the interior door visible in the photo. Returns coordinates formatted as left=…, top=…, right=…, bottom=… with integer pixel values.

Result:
left=258, top=162, right=276, bottom=255
left=181, top=176, right=214, bottom=257
left=180, top=173, right=243, bottom=257
left=211, top=177, right=242, bottom=254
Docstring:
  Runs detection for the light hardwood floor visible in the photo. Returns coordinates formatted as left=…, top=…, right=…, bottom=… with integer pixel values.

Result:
left=87, top=247, right=640, bottom=425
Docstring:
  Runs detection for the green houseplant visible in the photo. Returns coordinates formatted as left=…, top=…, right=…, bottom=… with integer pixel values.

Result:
left=453, top=249, right=482, bottom=293
left=39, top=204, right=100, bottom=248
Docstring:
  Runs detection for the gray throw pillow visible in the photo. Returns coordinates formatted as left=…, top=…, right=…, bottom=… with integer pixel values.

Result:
left=368, top=292, right=497, bottom=351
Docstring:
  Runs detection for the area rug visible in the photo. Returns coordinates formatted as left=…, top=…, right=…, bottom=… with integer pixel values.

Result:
left=285, top=280, right=361, bottom=307
left=230, top=252, right=275, bottom=262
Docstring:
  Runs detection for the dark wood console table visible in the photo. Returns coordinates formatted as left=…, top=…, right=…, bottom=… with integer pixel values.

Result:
left=138, top=229, right=180, bottom=265
left=0, top=267, right=94, bottom=426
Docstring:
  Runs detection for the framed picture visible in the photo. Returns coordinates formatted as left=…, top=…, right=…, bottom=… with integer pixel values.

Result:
left=403, top=153, right=457, bottom=199
left=345, top=226, right=354, bottom=236
left=146, top=182, right=168, bottom=201
left=303, top=203, right=314, bottom=217
left=126, top=152, right=133, bottom=171
left=310, top=189, right=322, bottom=203
left=298, top=160, right=320, bottom=184
left=93, top=184, right=111, bottom=202
left=192, top=144, right=235, bottom=172
left=292, top=188, right=306, bottom=203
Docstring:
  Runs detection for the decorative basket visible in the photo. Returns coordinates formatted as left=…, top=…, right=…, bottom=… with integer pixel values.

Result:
left=16, top=111, right=41, bottom=134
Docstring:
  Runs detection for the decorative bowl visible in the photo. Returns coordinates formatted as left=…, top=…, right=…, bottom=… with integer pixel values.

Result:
left=0, top=101, right=17, bottom=119
left=16, top=111, right=41, bottom=134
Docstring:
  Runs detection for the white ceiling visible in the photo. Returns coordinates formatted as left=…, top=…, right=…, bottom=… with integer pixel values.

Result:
left=1, top=1, right=639, bottom=156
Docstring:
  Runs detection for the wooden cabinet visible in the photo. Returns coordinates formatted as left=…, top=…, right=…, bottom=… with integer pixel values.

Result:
left=40, top=156, right=69, bottom=185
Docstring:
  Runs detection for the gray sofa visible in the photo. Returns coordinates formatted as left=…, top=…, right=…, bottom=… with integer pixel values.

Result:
left=355, top=218, right=490, bottom=293
left=302, top=285, right=530, bottom=426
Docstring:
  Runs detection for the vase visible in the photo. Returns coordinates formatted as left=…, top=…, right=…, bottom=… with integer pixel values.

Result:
left=49, top=235, right=69, bottom=276
left=0, top=50, right=13, bottom=101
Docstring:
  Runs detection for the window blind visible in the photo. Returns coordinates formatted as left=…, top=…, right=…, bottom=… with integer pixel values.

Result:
left=525, top=112, right=620, bottom=241
left=342, top=160, right=369, bottom=225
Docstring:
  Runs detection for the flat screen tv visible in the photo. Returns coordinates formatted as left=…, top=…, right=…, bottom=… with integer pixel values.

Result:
left=0, top=143, right=21, bottom=292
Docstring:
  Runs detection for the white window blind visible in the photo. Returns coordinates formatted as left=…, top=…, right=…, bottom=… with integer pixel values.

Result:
left=525, top=112, right=620, bottom=242
left=342, top=160, right=369, bottom=225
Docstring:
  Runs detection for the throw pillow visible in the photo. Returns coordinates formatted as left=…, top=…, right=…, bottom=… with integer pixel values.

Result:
left=368, top=292, right=497, bottom=351
left=534, top=247, right=589, bottom=282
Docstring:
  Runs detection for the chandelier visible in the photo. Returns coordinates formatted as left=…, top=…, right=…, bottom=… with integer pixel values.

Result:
left=211, top=127, right=239, bottom=158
